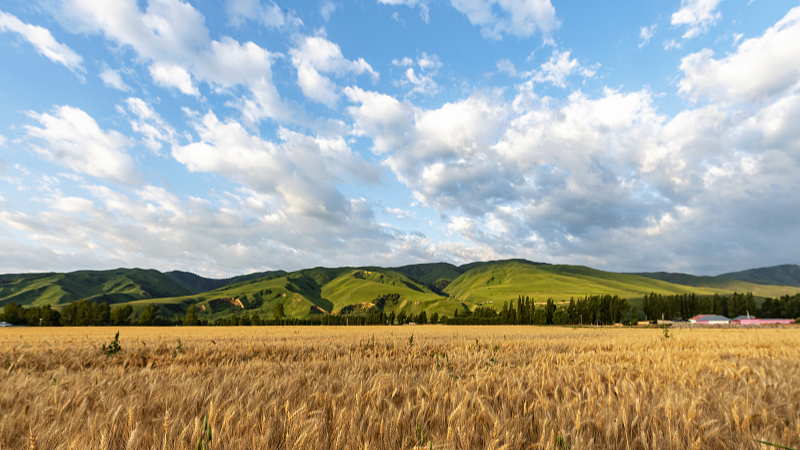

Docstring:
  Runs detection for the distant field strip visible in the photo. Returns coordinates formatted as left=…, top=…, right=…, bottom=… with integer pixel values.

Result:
left=1, top=326, right=799, bottom=449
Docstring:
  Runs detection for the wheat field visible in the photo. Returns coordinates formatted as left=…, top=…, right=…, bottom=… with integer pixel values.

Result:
left=1, top=326, right=799, bottom=450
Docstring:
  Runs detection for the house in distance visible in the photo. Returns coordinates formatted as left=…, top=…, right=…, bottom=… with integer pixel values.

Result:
left=689, top=315, right=731, bottom=325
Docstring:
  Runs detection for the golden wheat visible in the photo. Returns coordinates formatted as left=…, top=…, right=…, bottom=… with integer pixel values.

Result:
left=0, top=326, right=798, bottom=449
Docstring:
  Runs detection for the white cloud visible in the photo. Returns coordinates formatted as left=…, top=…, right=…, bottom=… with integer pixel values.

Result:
left=378, top=0, right=558, bottom=38
left=639, top=24, right=656, bottom=48
left=392, top=57, right=414, bottom=67
left=121, top=97, right=177, bottom=153
left=448, top=0, right=559, bottom=40
left=51, top=0, right=294, bottom=124
left=290, top=35, right=379, bottom=106
left=678, top=6, right=800, bottom=104
left=579, top=63, right=600, bottom=79
left=99, top=67, right=132, bottom=92
left=393, top=52, right=442, bottom=96
left=385, top=207, right=414, bottom=219
left=24, top=106, right=138, bottom=184
left=226, top=0, right=302, bottom=29
left=496, top=59, right=516, bottom=76
left=671, top=0, right=724, bottom=39
left=663, top=39, right=682, bottom=50
left=345, top=29, right=800, bottom=272
left=320, top=1, right=337, bottom=20
left=400, top=68, right=439, bottom=96
left=531, top=49, right=580, bottom=88
left=417, top=52, right=442, bottom=71
left=378, top=0, right=429, bottom=23
left=148, top=62, right=199, bottom=96
left=0, top=10, right=84, bottom=75
left=172, top=110, right=379, bottom=219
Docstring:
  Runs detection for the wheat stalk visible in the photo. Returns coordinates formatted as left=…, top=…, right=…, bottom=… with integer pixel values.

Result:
left=28, top=429, right=38, bottom=450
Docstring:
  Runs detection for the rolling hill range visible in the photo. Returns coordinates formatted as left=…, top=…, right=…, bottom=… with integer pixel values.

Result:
left=2, top=261, right=800, bottom=320
left=718, top=264, right=800, bottom=287
left=633, top=269, right=800, bottom=298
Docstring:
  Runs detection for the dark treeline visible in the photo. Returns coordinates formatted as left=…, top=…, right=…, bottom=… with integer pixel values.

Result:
left=761, top=294, right=800, bottom=319
left=1, top=300, right=158, bottom=326
left=4, top=293, right=798, bottom=327
left=642, top=292, right=763, bottom=321
left=446, top=295, right=630, bottom=326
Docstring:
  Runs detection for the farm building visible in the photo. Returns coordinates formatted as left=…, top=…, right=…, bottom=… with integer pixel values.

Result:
left=689, top=315, right=731, bottom=325
left=0, top=321, right=11, bottom=327
left=732, top=316, right=795, bottom=325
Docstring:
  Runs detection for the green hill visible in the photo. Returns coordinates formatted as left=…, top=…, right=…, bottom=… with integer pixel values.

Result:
left=165, top=270, right=285, bottom=294
left=392, top=262, right=462, bottom=286
left=719, top=264, right=800, bottom=288
left=119, top=267, right=465, bottom=320
left=634, top=271, right=800, bottom=297
left=0, top=269, right=193, bottom=307
left=4, top=260, right=800, bottom=321
left=443, top=261, right=800, bottom=305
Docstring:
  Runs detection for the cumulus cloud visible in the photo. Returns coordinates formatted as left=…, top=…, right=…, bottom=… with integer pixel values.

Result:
left=378, top=0, right=430, bottom=23
left=172, top=110, right=379, bottom=220
left=448, top=0, right=559, bottom=40
left=678, top=6, right=800, bottom=104
left=120, top=97, right=177, bottom=153
left=49, top=0, right=294, bottom=124
left=385, top=207, right=414, bottom=219
left=99, top=66, right=132, bottom=91
left=505, top=49, right=593, bottom=88
left=344, top=8, right=800, bottom=273
left=671, top=0, right=724, bottom=39
left=226, top=0, right=302, bottom=28
left=0, top=10, right=84, bottom=75
left=24, top=106, right=138, bottom=184
left=148, top=62, right=199, bottom=96
left=639, top=24, right=656, bottom=48
left=530, top=49, right=580, bottom=88
left=496, top=59, right=517, bottom=76
left=290, top=35, right=379, bottom=106
left=378, top=0, right=558, bottom=38
left=320, top=1, right=337, bottom=20
left=393, top=52, right=442, bottom=96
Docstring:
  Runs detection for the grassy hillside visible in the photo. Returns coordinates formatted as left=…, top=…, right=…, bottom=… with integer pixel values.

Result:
left=719, top=264, right=800, bottom=288
left=634, top=271, right=800, bottom=298
left=5, top=260, right=800, bottom=321
left=165, top=270, right=285, bottom=294
left=0, top=269, right=193, bottom=307
left=391, top=263, right=462, bottom=286
left=113, top=267, right=464, bottom=320
left=443, top=261, right=768, bottom=305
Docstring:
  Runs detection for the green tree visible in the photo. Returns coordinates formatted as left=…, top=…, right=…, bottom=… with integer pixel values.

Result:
left=110, top=305, right=133, bottom=325
left=273, top=303, right=285, bottom=320
left=552, top=308, right=567, bottom=325
left=40, top=305, right=61, bottom=326
left=183, top=305, right=199, bottom=326
left=94, top=302, right=111, bottom=326
left=532, top=307, right=547, bottom=325
left=545, top=299, right=557, bottom=324
left=430, top=312, right=439, bottom=324
left=138, top=304, right=158, bottom=326
left=1, top=302, right=26, bottom=324
left=417, top=311, right=428, bottom=324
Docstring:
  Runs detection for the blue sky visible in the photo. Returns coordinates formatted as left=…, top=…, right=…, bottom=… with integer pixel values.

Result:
left=1, top=0, right=799, bottom=277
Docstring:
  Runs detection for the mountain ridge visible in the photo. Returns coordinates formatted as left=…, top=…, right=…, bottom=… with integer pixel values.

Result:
left=2, top=261, right=799, bottom=320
